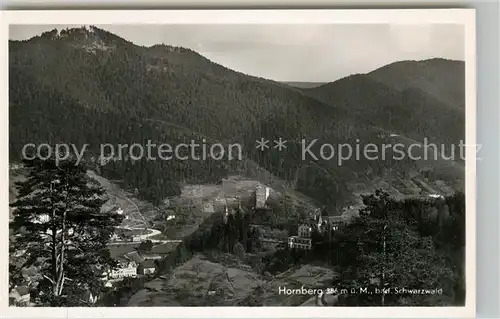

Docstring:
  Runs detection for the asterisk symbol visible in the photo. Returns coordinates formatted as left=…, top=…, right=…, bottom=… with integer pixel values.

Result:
left=273, top=138, right=287, bottom=151
left=255, top=138, right=269, bottom=151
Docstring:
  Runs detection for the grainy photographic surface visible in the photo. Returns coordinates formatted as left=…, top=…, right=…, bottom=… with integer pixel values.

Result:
left=7, top=19, right=470, bottom=309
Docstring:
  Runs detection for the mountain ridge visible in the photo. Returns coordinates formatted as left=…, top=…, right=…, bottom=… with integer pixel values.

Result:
left=9, top=26, right=466, bottom=212
left=367, top=58, right=465, bottom=109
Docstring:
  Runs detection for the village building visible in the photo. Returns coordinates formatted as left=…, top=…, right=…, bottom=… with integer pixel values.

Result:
left=298, top=224, right=312, bottom=238
left=138, top=259, right=156, bottom=276
left=309, top=208, right=345, bottom=233
left=31, top=213, right=50, bottom=224
left=125, top=249, right=162, bottom=262
left=107, top=258, right=137, bottom=279
left=9, top=286, right=30, bottom=306
left=289, top=220, right=313, bottom=250
left=162, top=209, right=176, bottom=220
left=288, top=236, right=312, bottom=250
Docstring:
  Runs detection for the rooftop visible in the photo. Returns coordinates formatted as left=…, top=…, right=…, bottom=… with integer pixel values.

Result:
left=13, top=286, right=29, bottom=296
left=125, top=251, right=144, bottom=263
left=328, top=216, right=344, bottom=222
left=140, top=259, right=156, bottom=268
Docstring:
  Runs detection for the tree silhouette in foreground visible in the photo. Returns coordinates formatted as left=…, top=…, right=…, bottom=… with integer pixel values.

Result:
left=9, top=157, right=123, bottom=306
left=336, top=190, right=461, bottom=306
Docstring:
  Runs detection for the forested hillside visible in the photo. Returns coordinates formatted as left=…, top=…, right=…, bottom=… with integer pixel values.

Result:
left=368, top=58, right=465, bottom=109
left=9, top=26, right=466, bottom=210
left=305, top=64, right=465, bottom=149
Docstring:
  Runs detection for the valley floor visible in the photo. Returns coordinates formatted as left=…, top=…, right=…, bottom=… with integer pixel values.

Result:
left=9, top=167, right=464, bottom=307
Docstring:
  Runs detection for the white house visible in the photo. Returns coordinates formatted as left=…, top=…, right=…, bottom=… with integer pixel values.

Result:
left=108, top=260, right=137, bottom=279
left=45, top=227, right=74, bottom=237
left=289, top=217, right=316, bottom=250
left=31, top=214, right=50, bottom=224
left=132, top=235, right=142, bottom=242
left=34, top=214, right=77, bottom=237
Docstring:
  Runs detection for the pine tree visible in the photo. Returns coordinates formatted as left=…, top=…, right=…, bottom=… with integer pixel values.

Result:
left=336, top=190, right=458, bottom=306
left=9, top=156, right=124, bottom=306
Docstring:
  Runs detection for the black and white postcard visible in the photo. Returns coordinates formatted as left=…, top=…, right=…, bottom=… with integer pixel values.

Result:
left=1, top=9, right=476, bottom=319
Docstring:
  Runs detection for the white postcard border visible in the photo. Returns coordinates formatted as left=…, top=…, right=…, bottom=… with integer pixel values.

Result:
left=0, top=8, right=476, bottom=319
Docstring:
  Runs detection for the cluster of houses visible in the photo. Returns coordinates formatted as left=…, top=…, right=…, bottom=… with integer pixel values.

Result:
left=288, top=209, right=344, bottom=251
left=110, top=228, right=150, bottom=243
left=104, top=246, right=162, bottom=283
left=10, top=246, right=160, bottom=306
left=104, top=258, right=157, bottom=281
left=10, top=241, right=163, bottom=306
left=110, top=232, right=144, bottom=243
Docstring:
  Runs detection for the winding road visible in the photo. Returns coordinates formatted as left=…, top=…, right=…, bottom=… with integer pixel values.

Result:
left=107, top=239, right=182, bottom=246
left=115, top=226, right=161, bottom=239
left=86, top=170, right=182, bottom=248
left=111, top=226, right=182, bottom=245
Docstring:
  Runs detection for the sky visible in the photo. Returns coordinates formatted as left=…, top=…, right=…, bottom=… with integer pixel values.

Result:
left=9, top=24, right=464, bottom=82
